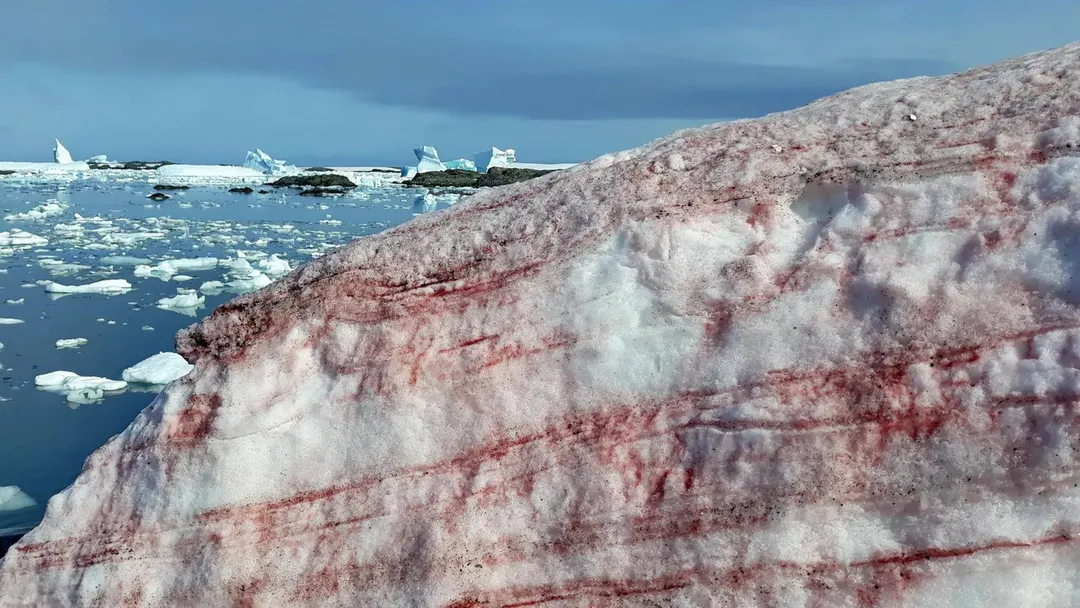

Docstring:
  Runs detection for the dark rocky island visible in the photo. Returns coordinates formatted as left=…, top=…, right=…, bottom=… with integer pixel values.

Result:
left=269, top=174, right=357, bottom=189
left=405, top=166, right=556, bottom=189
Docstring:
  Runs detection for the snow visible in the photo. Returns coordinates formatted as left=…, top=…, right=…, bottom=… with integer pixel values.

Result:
left=121, top=352, right=194, bottom=386
left=414, top=145, right=446, bottom=173
left=7, top=41, right=1080, bottom=606
left=0, top=487, right=36, bottom=512
left=53, top=140, right=73, bottom=165
left=44, top=279, right=132, bottom=295
left=242, top=149, right=295, bottom=176
left=474, top=146, right=516, bottom=172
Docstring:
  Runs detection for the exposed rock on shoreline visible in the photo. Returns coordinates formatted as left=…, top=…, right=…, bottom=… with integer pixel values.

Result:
left=269, top=174, right=357, bottom=188
left=405, top=166, right=556, bottom=189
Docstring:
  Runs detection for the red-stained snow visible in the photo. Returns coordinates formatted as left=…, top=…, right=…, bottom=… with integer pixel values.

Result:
left=3, top=43, right=1080, bottom=607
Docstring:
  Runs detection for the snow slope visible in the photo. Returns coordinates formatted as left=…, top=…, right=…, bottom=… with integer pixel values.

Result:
left=4, top=42, right=1080, bottom=606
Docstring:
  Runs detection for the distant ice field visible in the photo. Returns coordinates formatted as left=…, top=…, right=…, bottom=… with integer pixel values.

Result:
left=0, top=173, right=457, bottom=536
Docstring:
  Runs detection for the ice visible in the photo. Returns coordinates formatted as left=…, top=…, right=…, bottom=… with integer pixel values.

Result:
left=6, top=299, right=23, bottom=305
left=474, top=146, right=516, bottom=172
left=157, top=292, right=205, bottom=311
left=0, top=486, right=36, bottom=512
left=155, top=164, right=264, bottom=180
left=44, top=279, right=132, bottom=295
left=0, top=230, right=48, bottom=249
left=8, top=42, right=1080, bottom=606
left=400, top=166, right=418, bottom=179
left=34, top=371, right=126, bottom=403
left=55, top=338, right=88, bottom=349
left=134, top=258, right=218, bottom=281
left=53, top=140, right=73, bottom=165
left=100, top=256, right=152, bottom=267
left=0, top=318, right=24, bottom=325
left=4, top=201, right=68, bottom=222
left=199, top=281, right=225, bottom=294
left=0, top=161, right=89, bottom=174
left=86, top=155, right=109, bottom=164
left=444, top=158, right=478, bottom=172
left=414, top=145, right=446, bottom=173
left=121, top=352, right=194, bottom=386
left=242, top=149, right=295, bottom=176
left=255, top=254, right=291, bottom=279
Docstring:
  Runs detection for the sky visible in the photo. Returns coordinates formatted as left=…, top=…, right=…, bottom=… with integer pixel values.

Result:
left=0, top=0, right=1077, bottom=167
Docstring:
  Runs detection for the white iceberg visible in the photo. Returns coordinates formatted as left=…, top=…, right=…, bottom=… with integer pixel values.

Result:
left=35, top=371, right=127, bottom=403
left=157, top=292, right=205, bottom=313
left=199, top=281, right=224, bottom=294
left=242, top=149, right=295, bottom=176
left=414, top=145, right=446, bottom=174
left=121, top=352, right=194, bottom=386
left=55, top=338, right=88, bottom=349
left=53, top=140, right=73, bottom=165
left=155, top=165, right=263, bottom=179
left=0, top=486, right=36, bottom=512
left=44, top=279, right=132, bottom=295
left=86, top=155, right=109, bottom=163
left=474, top=146, right=516, bottom=173
left=255, top=254, right=291, bottom=279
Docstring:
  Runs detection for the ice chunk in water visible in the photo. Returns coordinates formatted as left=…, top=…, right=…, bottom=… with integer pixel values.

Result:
left=53, top=140, right=73, bottom=165
left=55, top=338, right=88, bottom=349
left=121, top=352, right=194, bottom=386
left=44, top=280, right=132, bottom=295
left=0, top=486, right=36, bottom=512
left=414, top=145, right=446, bottom=173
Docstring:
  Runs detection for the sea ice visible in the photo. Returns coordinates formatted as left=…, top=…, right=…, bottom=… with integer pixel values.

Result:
left=157, top=292, right=205, bottom=311
left=53, top=140, right=73, bottom=165
left=34, top=371, right=126, bottom=403
left=44, top=279, right=132, bottom=295
left=4, top=201, right=68, bottom=222
left=156, top=165, right=264, bottom=180
left=55, top=338, right=88, bottom=349
left=0, top=486, right=35, bottom=512
left=121, top=352, right=194, bottom=386
left=0, top=318, right=24, bottom=325
left=0, top=230, right=48, bottom=249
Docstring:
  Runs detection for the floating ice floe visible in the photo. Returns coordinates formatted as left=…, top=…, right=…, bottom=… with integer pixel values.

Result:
left=55, top=338, right=88, bottom=349
left=199, top=281, right=224, bottom=294
left=4, top=201, right=68, bottom=222
left=242, top=149, right=295, bottom=176
left=0, top=486, right=36, bottom=512
left=474, top=146, right=516, bottom=173
left=157, top=291, right=205, bottom=316
left=100, top=256, right=152, bottom=267
left=6, top=299, right=22, bottom=305
left=0, top=230, right=48, bottom=249
left=0, top=318, right=24, bottom=325
left=155, top=165, right=263, bottom=180
left=121, top=352, right=194, bottom=386
left=53, top=140, right=73, bottom=165
left=44, top=279, right=132, bottom=295
left=135, top=258, right=218, bottom=281
left=34, top=371, right=126, bottom=404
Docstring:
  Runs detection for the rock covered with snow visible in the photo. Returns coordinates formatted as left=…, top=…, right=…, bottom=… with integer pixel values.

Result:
left=242, top=148, right=296, bottom=176
left=6, top=43, right=1080, bottom=606
left=474, top=146, right=516, bottom=172
left=53, top=140, right=73, bottom=165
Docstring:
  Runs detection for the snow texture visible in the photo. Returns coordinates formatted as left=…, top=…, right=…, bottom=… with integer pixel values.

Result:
left=474, top=146, right=517, bottom=172
left=53, top=140, right=73, bottom=165
left=121, top=352, right=194, bottom=386
left=5, top=42, right=1080, bottom=607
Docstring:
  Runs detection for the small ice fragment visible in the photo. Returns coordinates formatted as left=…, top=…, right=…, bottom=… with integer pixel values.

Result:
left=6, top=299, right=23, bottom=305
left=56, top=338, right=88, bottom=349
left=0, top=486, right=36, bottom=512
left=121, top=352, right=194, bottom=385
left=44, top=279, right=132, bottom=295
left=157, top=293, right=205, bottom=309
left=141, top=326, right=154, bottom=331
left=0, top=318, right=24, bottom=325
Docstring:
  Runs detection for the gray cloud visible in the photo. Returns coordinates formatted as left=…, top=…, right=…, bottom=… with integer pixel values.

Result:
left=0, top=0, right=956, bottom=121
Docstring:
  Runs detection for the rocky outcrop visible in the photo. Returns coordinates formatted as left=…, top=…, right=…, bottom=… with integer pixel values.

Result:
left=4, top=43, right=1080, bottom=607
left=406, top=167, right=556, bottom=189
left=269, top=174, right=357, bottom=188
left=152, top=185, right=190, bottom=191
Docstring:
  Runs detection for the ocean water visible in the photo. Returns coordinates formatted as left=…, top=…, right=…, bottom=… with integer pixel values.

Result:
left=0, top=177, right=450, bottom=539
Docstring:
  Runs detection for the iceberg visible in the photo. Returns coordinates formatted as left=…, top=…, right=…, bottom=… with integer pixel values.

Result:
left=157, top=292, right=205, bottom=311
left=53, top=140, right=73, bottom=165
left=444, top=158, right=478, bottom=172
left=0, top=486, right=36, bottom=512
left=242, top=149, right=295, bottom=176
left=8, top=42, right=1080, bottom=606
left=121, top=352, right=194, bottom=386
left=474, top=146, right=516, bottom=173
left=44, top=279, right=132, bottom=295
left=414, top=145, right=446, bottom=173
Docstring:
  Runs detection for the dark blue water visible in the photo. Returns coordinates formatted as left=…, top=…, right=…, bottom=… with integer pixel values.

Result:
left=0, top=178, right=450, bottom=538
